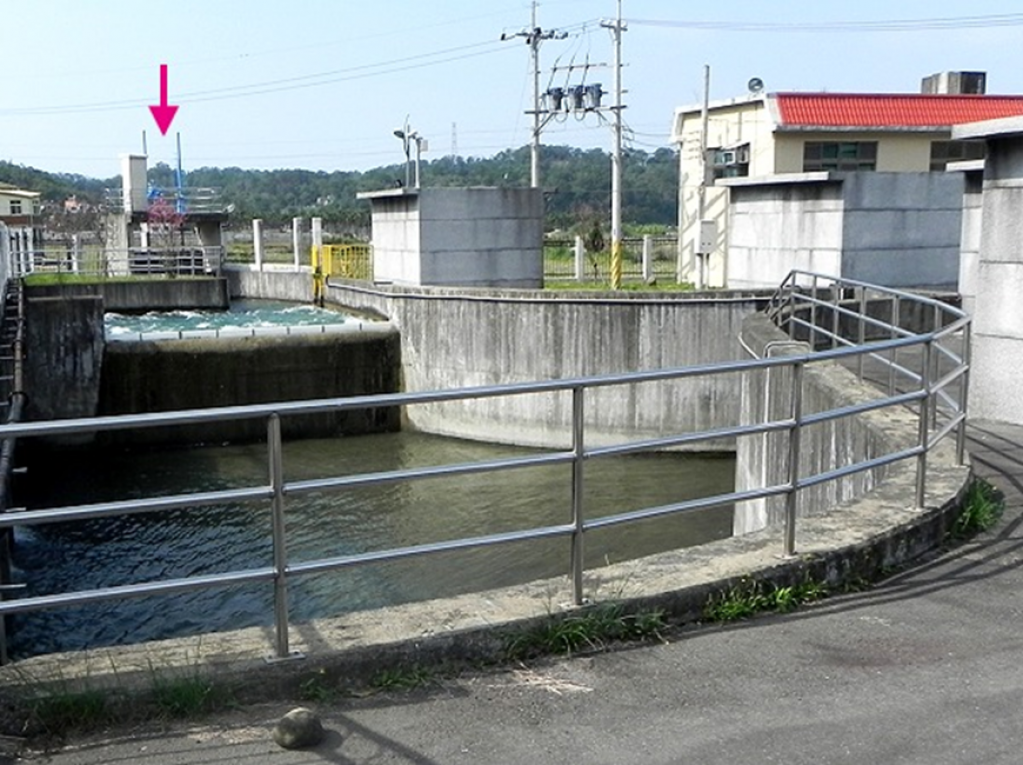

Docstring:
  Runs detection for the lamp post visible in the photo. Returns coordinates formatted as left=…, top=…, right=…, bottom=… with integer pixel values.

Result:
left=395, top=121, right=427, bottom=189
left=393, top=118, right=412, bottom=188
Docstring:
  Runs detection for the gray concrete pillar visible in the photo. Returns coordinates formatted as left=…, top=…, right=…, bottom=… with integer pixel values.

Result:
left=642, top=234, right=653, bottom=283
left=574, top=236, right=585, bottom=281
left=292, top=217, right=303, bottom=270
left=311, top=217, right=323, bottom=251
left=952, top=117, right=1023, bottom=424
left=71, top=233, right=81, bottom=274
left=253, top=218, right=264, bottom=271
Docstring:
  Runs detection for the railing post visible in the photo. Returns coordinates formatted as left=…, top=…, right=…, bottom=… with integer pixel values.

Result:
left=857, top=287, right=867, bottom=380
left=809, top=276, right=819, bottom=348
left=889, top=296, right=900, bottom=396
left=831, top=282, right=841, bottom=349
left=784, top=361, right=804, bottom=558
left=957, top=325, right=971, bottom=466
left=268, top=414, right=291, bottom=659
left=931, top=303, right=942, bottom=430
left=570, top=386, right=586, bottom=605
left=915, top=340, right=933, bottom=510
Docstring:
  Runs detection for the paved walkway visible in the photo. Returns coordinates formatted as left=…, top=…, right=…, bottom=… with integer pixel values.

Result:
left=21, top=420, right=1023, bottom=764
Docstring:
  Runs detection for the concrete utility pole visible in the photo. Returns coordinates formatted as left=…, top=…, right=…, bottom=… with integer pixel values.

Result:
left=602, top=1, right=627, bottom=290
left=502, top=0, right=566, bottom=188
left=697, top=64, right=710, bottom=290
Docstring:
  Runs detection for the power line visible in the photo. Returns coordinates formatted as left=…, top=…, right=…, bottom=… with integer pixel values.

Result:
left=628, top=13, right=1023, bottom=33
left=0, top=41, right=512, bottom=117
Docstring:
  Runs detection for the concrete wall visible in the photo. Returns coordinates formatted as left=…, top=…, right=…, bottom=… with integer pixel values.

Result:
left=24, top=295, right=105, bottom=423
left=327, top=281, right=770, bottom=449
left=734, top=313, right=915, bottom=534
left=230, top=268, right=772, bottom=449
left=952, top=118, right=1023, bottom=424
left=839, top=172, right=963, bottom=289
left=957, top=169, right=984, bottom=318
left=726, top=178, right=844, bottom=289
left=363, top=187, right=543, bottom=288
left=25, top=278, right=229, bottom=312
left=725, top=172, right=963, bottom=290
left=98, top=327, right=401, bottom=445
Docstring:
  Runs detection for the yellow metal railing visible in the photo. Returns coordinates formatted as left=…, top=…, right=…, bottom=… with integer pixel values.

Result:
left=311, top=244, right=372, bottom=303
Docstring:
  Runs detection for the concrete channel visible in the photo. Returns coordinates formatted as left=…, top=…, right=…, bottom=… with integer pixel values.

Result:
left=0, top=270, right=973, bottom=721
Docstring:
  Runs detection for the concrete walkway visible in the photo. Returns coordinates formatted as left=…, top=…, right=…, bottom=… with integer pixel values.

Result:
left=21, top=420, right=1023, bottom=765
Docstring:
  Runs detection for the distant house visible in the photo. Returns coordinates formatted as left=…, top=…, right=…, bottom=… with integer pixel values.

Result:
left=0, top=183, right=42, bottom=273
left=671, top=72, right=1023, bottom=288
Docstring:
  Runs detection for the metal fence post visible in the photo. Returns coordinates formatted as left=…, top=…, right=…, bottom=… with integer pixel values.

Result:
left=784, top=361, right=804, bottom=558
left=915, top=340, right=933, bottom=510
left=268, top=414, right=291, bottom=659
left=889, top=296, right=900, bottom=396
left=857, top=287, right=867, bottom=380
left=570, top=386, right=586, bottom=605
left=957, top=325, right=971, bottom=466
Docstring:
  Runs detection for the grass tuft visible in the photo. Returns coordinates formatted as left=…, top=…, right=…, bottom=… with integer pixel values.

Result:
left=369, top=664, right=433, bottom=691
left=950, top=478, right=1004, bottom=539
left=703, top=576, right=828, bottom=623
left=505, top=603, right=666, bottom=661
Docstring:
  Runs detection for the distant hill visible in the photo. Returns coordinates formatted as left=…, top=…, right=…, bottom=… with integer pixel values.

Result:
left=0, top=145, right=678, bottom=231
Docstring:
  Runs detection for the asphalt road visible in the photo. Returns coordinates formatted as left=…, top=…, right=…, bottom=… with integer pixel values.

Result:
left=22, top=420, right=1023, bottom=765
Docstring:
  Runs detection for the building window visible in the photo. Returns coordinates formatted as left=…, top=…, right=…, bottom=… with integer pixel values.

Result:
left=803, top=141, right=877, bottom=172
left=711, top=144, right=750, bottom=179
left=8, top=200, right=21, bottom=215
left=930, top=140, right=986, bottom=171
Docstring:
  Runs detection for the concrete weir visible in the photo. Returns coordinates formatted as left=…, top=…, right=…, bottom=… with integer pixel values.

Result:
left=1, top=270, right=971, bottom=693
left=21, top=278, right=402, bottom=444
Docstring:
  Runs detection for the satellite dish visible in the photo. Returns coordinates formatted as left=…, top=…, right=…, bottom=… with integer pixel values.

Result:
left=748, top=77, right=764, bottom=94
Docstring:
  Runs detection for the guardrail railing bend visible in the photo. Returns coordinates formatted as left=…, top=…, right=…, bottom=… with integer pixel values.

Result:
left=0, top=270, right=970, bottom=661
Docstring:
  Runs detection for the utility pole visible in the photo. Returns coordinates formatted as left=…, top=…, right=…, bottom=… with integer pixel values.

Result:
left=696, top=64, right=710, bottom=289
left=602, top=0, right=627, bottom=290
left=502, top=0, right=566, bottom=188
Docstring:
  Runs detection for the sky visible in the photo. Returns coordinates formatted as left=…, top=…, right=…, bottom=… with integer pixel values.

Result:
left=4, top=0, right=1023, bottom=180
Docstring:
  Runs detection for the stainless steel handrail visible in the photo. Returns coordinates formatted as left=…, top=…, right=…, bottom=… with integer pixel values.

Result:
left=0, top=270, right=970, bottom=661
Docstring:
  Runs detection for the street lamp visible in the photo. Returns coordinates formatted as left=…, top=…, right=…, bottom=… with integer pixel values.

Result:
left=393, top=118, right=411, bottom=188
left=394, top=118, right=427, bottom=189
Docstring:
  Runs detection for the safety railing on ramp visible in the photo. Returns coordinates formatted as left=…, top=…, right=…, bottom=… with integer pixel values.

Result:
left=0, top=271, right=970, bottom=662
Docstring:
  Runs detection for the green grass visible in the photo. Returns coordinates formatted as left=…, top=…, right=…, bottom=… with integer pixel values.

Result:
left=505, top=603, right=666, bottom=661
left=703, top=577, right=829, bottom=623
left=149, top=672, right=234, bottom=719
left=950, top=478, right=1004, bottom=539
left=369, top=664, right=433, bottom=691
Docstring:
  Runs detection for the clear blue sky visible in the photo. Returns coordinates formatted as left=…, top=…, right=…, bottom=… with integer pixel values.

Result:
left=4, top=0, right=1023, bottom=179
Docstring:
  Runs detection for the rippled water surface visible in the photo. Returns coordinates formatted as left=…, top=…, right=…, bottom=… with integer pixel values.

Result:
left=105, top=299, right=357, bottom=339
left=10, top=432, right=734, bottom=657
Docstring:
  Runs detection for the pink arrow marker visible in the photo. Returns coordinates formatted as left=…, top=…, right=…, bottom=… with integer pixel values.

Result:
left=148, top=64, right=179, bottom=136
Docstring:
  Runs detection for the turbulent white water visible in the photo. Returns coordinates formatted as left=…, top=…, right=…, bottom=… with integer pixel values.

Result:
left=105, top=299, right=360, bottom=340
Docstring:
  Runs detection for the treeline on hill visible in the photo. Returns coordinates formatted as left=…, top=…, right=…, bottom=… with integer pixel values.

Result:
left=0, top=145, right=677, bottom=232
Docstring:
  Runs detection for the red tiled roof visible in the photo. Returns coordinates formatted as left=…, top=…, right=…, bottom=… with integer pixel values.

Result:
left=773, top=93, right=1023, bottom=128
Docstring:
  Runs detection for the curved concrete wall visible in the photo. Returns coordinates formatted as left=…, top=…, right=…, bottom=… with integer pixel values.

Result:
left=227, top=267, right=772, bottom=449
left=99, top=327, right=401, bottom=445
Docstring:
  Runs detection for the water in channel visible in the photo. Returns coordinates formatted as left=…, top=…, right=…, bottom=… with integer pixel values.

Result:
left=104, top=299, right=359, bottom=340
left=10, top=432, right=734, bottom=659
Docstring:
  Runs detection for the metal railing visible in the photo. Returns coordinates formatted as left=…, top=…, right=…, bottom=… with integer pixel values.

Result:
left=0, top=271, right=969, bottom=660
left=103, top=187, right=228, bottom=215
left=544, top=236, right=677, bottom=283
left=13, top=246, right=225, bottom=279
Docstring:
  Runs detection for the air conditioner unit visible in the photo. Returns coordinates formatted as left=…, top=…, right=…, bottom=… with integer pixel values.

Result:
left=717, top=150, right=737, bottom=165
